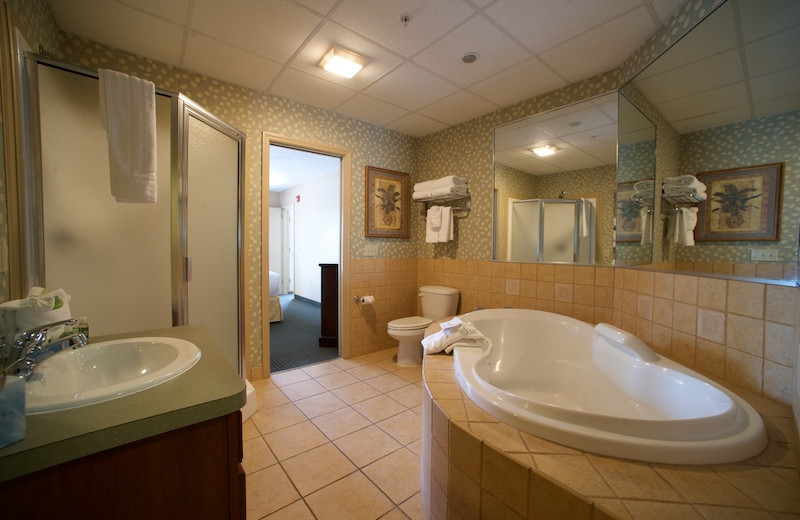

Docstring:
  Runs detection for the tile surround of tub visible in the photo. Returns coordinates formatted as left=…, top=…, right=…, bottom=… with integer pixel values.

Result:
left=421, top=354, right=800, bottom=520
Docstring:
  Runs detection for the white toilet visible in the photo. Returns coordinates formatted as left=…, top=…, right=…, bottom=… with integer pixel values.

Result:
left=388, top=285, right=460, bottom=366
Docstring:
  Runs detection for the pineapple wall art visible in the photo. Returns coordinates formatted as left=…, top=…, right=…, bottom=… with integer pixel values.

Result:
left=696, top=163, right=783, bottom=241
left=365, top=166, right=410, bottom=238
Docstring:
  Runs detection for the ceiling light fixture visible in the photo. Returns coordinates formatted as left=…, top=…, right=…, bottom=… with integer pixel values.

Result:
left=319, top=47, right=367, bottom=79
left=533, top=145, right=558, bottom=157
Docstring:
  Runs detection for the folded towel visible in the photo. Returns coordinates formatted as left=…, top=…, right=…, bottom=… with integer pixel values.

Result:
left=426, top=206, right=442, bottom=243
left=0, top=287, right=72, bottom=342
left=662, top=175, right=706, bottom=193
left=414, top=175, right=467, bottom=193
left=412, top=185, right=468, bottom=201
left=422, top=318, right=492, bottom=356
left=634, top=180, right=654, bottom=192
left=99, top=69, right=158, bottom=203
left=663, top=185, right=707, bottom=200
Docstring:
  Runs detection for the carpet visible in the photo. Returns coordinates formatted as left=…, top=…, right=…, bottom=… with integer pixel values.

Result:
left=270, top=294, right=338, bottom=373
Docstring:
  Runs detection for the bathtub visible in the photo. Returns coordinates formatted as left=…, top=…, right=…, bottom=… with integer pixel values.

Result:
left=452, top=308, right=767, bottom=464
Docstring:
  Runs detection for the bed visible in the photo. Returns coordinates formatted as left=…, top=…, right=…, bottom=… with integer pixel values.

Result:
left=268, top=271, right=283, bottom=323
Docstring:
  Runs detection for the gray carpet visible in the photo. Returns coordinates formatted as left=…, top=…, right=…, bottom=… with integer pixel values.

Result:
left=270, top=294, right=339, bottom=373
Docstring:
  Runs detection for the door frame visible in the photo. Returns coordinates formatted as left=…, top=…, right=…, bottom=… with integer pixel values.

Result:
left=261, top=133, right=351, bottom=374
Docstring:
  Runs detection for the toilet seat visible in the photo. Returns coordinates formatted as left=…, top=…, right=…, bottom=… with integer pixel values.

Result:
left=388, top=316, right=432, bottom=331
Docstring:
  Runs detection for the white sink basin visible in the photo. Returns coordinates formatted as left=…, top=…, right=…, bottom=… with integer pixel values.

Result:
left=26, top=337, right=201, bottom=414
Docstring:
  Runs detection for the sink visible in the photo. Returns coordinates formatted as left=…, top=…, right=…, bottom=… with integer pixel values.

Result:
left=25, top=337, right=201, bottom=414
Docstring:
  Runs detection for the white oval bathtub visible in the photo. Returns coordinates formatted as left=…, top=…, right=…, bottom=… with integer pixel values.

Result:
left=452, top=308, right=767, bottom=464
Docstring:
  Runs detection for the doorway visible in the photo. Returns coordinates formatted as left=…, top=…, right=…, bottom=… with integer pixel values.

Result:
left=262, top=135, right=351, bottom=374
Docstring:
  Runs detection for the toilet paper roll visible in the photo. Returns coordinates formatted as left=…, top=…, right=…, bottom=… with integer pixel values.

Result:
left=360, top=295, right=374, bottom=305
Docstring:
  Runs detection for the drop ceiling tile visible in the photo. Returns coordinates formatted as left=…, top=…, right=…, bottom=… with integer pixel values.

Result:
left=658, top=82, right=748, bottom=123
left=183, top=32, right=283, bottom=92
left=539, top=7, right=657, bottom=83
left=289, top=21, right=404, bottom=89
left=384, top=113, right=447, bottom=138
left=672, top=105, right=752, bottom=134
left=754, top=92, right=800, bottom=119
left=270, top=68, right=357, bottom=111
left=292, top=0, right=339, bottom=16
left=418, top=90, right=499, bottom=126
left=190, top=0, right=321, bottom=63
left=745, top=28, right=800, bottom=77
left=650, top=0, right=688, bottom=23
left=413, top=16, right=530, bottom=88
left=116, top=0, right=192, bottom=24
left=738, top=0, right=800, bottom=42
left=467, top=57, right=567, bottom=108
left=363, top=63, right=458, bottom=111
left=750, top=65, right=800, bottom=104
left=47, top=0, right=184, bottom=65
left=484, top=0, right=640, bottom=53
left=334, top=94, right=409, bottom=127
left=330, top=0, right=474, bottom=58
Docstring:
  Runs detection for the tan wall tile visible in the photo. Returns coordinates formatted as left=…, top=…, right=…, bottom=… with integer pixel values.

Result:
left=482, top=446, right=529, bottom=517
left=726, top=314, right=764, bottom=357
left=697, top=308, right=725, bottom=343
left=765, top=285, right=797, bottom=325
left=674, top=275, right=698, bottom=304
left=726, top=349, right=763, bottom=393
left=727, top=281, right=765, bottom=318
left=697, top=277, right=727, bottom=311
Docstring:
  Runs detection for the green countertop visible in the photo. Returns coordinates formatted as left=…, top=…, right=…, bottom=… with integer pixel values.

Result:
left=0, top=325, right=246, bottom=483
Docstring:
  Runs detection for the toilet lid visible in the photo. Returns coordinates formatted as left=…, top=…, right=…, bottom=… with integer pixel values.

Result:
left=389, top=316, right=432, bottom=330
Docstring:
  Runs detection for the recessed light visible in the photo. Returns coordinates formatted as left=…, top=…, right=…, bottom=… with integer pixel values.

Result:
left=462, top=52, right=479, bottom=64
left=533, top=145, right=558, bottom=157
left=319, top=47, right=367, bottom=79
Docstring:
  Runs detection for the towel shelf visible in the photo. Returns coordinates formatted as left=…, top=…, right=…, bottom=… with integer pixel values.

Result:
left=416, top=193, right=471, bottom=216
left=662, top=193, right=704, bottom=205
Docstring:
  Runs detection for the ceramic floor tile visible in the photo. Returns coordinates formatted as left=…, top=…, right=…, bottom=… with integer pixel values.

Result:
left=264, top=499, right=316, bottom=520
left=332, top=381, right=382, bottom=405
left=270, top=368, right=311, bottom=387
left=305, top=471, right=394, bottom=520
left=255, top=387, right=290, bottom=409
left=373, top=358, right=403, bottom=373
left=264, top=420, right=329, bottom=461
left=316, top=370, right=360, bottom=390
left=386, top=384, right=423, bottom=409
left=394, top=366, right=423, bottom=383
left=280, top=379, right=328, bottom=401
left=400, top=492, right=425, bottom=520
left=353, top=394, right=409, bottom=423
left=378, top=508, right=411, bottom=519
left=301, top=361, right=342, bottom=378
left=250, top=402, right=307, bottom=435
left=281, top=443, right=357, bottom=496
left=330, top=357, right=369, bottom=370
left=312, top=406, right=372, bottom=440
left=242, top=419, right=260, bottom=441
left=377, top=409, right=422, bottom=446
left=245, top=464, right=300, bottom=519
left=335, top=425, right=403, bottom=468
left=243, top=436, right=277, bottom=474
left=347, top=364, right=390, bottom=381
left=363, top=448, right=421, bottom=504
left=294, top=391, right=347, bottom=418
left=365, top=372, right=411, bottom=393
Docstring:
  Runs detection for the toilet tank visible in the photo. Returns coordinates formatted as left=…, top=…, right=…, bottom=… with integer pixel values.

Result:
left=419, top=285, right=459, bottom=320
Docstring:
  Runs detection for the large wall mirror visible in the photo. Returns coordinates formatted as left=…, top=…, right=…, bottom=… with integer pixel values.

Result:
left=493, top=92, right=620, bottom=266
left=624, top=0, right=800, bottom=284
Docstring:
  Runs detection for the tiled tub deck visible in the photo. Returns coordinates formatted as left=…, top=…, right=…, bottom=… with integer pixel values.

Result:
left=420, top=354, right=800, bottom=520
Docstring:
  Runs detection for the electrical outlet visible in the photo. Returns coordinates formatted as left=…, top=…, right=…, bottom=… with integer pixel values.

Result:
left=364, top=243, right=379, bottom=257
left=750, top=248, right=779, bottom=261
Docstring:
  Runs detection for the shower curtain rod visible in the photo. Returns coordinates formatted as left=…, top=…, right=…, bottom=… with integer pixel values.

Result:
left=24, top=51, right=178, bottom=98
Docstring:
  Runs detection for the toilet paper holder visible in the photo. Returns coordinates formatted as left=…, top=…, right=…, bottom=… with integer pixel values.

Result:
left=353, top=294, right=374, bottom=304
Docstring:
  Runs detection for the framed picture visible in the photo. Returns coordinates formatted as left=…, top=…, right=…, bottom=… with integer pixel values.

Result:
left=365, top=165, right=410, bottom=238
left=615, top=182, right=642, bottom=243
left=696, top=163, right=783, bottom=241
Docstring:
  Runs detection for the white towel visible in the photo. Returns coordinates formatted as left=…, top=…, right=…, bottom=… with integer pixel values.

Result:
left=99, top=69, right=157, bottom=203
left=439, top=206, right=453, bottom=242
left=640, top=207, right=652, bottom=245
left=426, top=206, right=442, bottom=243
left=414, top=175, right=467, bottom=192
left=669, top=207, right=699, bottom=246
left=0, top=287, right=73, bottom=342
left=422, top=318, right=492, bottom=355
left=663, top=185, right=707, bottom=200
left=633, top=180, right=654, bottom=192
left=580, top=199, right=591, bottom=238
left=412, top=185, right=468, bottom=201
left=662, top=175, right=706, bottom=193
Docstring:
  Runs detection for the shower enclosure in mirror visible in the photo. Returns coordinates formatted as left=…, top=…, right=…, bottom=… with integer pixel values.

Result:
left=493, top=93, right=618, bottom=266
left=621, top=0, right=800, bottom=283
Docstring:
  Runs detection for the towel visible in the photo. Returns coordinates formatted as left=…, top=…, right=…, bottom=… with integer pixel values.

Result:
left=663, top=185, right=707, bottom=200
left=421, top=317, right=492, bottom=356
left=669, top=207, right=699, bottom=246
left=663, top=175, right=706, bottom=193
left=414, top=175, right=467, bottom=193
left=633, top=180, right=654, bottom=192
left=640, top=207, right=652, bottom=246
left=580, top=199, right=591, bottom=238
left=412, top=185, right=468, bottom=201
left=0, top=287, right=73, bottom=343
left=426, top=206, right=443, bottom=243
left=99, top=69, right=157, bottom=203
left=440, top=206, right=453, bottom=242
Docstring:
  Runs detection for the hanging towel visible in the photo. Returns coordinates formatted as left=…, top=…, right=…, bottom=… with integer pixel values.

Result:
left=426, top=206, right=443, bottom=243
left=99, top=69, right=157, bottom=203
left=640, top=207, right=652, bottom=246
left=580, top=199, right=591, bottom=238
left=439, top=206, right=453, bottom=242
left=414, top=175, right=467, bottom=193
left=669, top=207, right=699, bottom=246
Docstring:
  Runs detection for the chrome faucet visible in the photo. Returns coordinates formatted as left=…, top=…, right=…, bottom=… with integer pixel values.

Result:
left=5, top=318, right=88, bottom=378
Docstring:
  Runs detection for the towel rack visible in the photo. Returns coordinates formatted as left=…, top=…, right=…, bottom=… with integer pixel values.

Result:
left=662, top=193, right=705, bottom=205
left=417, top=193, right=471, bottom=216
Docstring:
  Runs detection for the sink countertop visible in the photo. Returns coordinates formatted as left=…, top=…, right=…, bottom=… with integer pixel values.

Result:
left=0, top=325, right=246, bottom=483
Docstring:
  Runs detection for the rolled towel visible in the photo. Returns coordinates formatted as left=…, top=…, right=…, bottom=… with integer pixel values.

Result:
left=633, top=180, right=654, bottom=192
left=412, top=185, right=468, bottom=201
left=414, top=175, right=467, bottom=193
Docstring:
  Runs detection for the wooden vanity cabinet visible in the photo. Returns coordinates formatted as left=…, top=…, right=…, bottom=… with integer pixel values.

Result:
left=0, top=411, right=245, bottom=519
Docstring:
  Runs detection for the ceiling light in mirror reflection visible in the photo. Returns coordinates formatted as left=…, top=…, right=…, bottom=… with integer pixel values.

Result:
left=532, top=145, right=558, bottom=157
left=319, top=47, right=367, bottom=79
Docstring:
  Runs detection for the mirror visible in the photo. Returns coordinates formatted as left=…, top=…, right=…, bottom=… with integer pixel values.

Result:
left=623, top=0, right=800, bottom=283
left=493, top=92, right=618, bottom=265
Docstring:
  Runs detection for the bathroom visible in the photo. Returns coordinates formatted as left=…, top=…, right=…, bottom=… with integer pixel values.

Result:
left=0, top=0, right=798, bottom=518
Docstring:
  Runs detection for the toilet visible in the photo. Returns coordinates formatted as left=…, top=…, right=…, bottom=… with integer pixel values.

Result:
left=388, top=285, right=460, bottom=366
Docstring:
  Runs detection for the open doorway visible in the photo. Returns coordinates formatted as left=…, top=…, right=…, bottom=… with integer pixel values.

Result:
left=267, top=143, right=341, bottom=372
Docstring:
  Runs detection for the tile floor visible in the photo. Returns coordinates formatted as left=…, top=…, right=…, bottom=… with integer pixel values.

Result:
left=243, top=348, right=425, bottom=520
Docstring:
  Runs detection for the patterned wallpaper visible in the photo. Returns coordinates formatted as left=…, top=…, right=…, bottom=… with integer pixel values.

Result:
left=677, top=110, right=800, bottom=264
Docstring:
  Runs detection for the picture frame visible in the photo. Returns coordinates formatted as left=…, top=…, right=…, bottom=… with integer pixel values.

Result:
left=615, top=181, right=642, bottom=243
left=696, top=163, right=783, bottom=242
left=365, top=165, right=410, bottom=238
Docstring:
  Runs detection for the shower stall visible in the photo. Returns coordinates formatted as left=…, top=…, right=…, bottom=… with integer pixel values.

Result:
left=507, top=198, right=595, bottom=264
left=13, top=54, right=246, bottom=376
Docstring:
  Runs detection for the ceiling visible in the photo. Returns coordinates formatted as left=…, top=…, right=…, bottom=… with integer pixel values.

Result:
left=45, top=0, right=687, bottom=141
